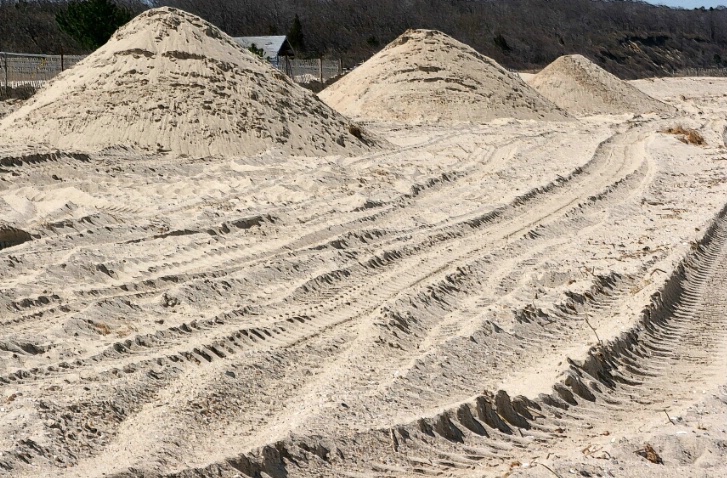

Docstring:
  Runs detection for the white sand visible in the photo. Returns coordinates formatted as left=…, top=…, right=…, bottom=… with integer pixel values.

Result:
left=529, top=54, right=675, bottom=116
left=1, top=25, right=727, bottom=478
left=0, top=8, right=383, bottom=158
left=319, top=29, right=569, bottom=123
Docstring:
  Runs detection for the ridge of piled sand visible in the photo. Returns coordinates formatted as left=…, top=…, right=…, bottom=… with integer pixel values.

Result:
left=318, top=29, right=569, bottom=123
left=0, top=8, right=382, bottom=157
left=529, top=54, right=675, bottom=116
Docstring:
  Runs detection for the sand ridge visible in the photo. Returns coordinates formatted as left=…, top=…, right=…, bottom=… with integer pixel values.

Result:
left=529, top=54, right=675, bottom=116
left=318, top=29, right=569, bottom=123
left=0, top=8, right=383, bottom=158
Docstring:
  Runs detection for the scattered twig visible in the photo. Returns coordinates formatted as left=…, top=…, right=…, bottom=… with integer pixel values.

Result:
left=389, top=428, right=399, bottom=452
left=585, top=312, right=602, bottom=346
left=664, top=409, right=675, bottom=425
left=697, top=408, right=707, bottom=430
left=537, top=463, right=564, bottom=478
left=650, top=268, right=667, bottom=276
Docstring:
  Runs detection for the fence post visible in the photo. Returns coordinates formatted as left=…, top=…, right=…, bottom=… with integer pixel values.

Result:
left=318, top=57, right=323, bottom=84
left=338, top=58, right=342, bottom=76
left=61, top=50, right=64, bottom=72
left=2, top=52, right=7, bottom=97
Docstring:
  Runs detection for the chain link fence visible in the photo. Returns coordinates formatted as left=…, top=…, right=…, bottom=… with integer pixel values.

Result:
left=275, top=58, right=343, bottom=84
left=672, top=67, right=727, bottom=77
left=2, top=51, right=342, bottom=97
left=1, top=52, right=86, bottom=97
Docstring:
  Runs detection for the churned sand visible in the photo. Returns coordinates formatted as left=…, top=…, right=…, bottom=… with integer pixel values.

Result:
left=318, top=29, right=569, bottom=123
left=2, top=9, right=727, bottom=478
left=0, top=8, right=382, bottom=157
left=529, top=54, right=675, bottom=116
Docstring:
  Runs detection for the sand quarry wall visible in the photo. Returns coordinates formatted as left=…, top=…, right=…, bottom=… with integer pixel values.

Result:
left=0, top=8, right=382, bottom=158
left=319, top=29, right=569, bottom=123
left=529, top=55, right=675, bottom=116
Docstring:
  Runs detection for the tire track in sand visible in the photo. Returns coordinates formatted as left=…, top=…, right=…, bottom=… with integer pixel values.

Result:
left=14, top=125, right=652, bottom=476
left=128, top=182, right=727, bottom=478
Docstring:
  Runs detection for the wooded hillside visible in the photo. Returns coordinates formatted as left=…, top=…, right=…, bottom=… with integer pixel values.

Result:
left=2, top=0, right=726, bottom=78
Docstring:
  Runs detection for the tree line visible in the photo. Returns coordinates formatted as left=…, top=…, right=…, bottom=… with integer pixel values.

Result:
left=1, top=0, right=726, bottom=78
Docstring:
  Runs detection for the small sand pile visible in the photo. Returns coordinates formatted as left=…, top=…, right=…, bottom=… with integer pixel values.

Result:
left=0, top=8, right=381, bottom=157
left=318, top=29, right=568, bottom=123
left=529, top=55, right=674, bottom=116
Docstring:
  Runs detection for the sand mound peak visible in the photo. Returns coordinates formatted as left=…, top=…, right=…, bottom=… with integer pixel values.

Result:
left=529, top=54, right=674, bottom=116
left=0, top=7, right=382, bottom=157
left=318, top=29, right=568, bottom=123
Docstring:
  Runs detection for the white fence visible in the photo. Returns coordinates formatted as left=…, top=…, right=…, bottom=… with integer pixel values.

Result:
left=1, top=52, right=85, bottom=94
left=1, top=51, right=342, bottom=96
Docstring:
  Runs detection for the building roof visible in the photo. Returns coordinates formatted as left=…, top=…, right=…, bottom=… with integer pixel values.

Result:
left=232, top=36, right=294, bottom=59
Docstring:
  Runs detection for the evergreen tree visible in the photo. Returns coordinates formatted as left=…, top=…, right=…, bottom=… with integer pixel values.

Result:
left=288, top=14, right=305, bottom=52
left=56, top=0, right=133, bottom=50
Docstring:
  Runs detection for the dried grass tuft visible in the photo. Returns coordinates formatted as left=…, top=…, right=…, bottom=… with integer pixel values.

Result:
left=663, top=125, right=705, bottom=146
left=636, top=443, right=663, bottom=464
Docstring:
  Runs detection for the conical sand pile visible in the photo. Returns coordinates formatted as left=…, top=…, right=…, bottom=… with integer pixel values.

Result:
left=0, top=8, right=381, bottom=157
left=318, top=29, right=569, bottom=123
left=529, top=55, right=674, bottom=116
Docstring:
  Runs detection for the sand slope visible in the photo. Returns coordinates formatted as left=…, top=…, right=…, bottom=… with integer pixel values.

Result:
left=530, top=54, right=675, bottom=116
left=318, top=29, right=569, bottom=122
left=0, top=8, right=382, bottom=157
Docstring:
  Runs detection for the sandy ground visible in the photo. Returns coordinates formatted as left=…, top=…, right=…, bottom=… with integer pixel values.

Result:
left=0, top=76, right=726, bottom=477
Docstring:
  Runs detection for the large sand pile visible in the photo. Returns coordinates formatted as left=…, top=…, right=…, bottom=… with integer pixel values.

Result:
left=0, top=8, right=381, bottom=157
left=529, top=54, right=675, bottom=116
left=318, top=29, right=568, bottom=122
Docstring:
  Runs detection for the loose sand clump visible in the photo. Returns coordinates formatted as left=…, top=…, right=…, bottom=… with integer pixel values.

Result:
left=318, top=29, right=569, bottom=123
left=529, top=54, right=675, bottom=116
left=0, top=8, right=382, bottom=157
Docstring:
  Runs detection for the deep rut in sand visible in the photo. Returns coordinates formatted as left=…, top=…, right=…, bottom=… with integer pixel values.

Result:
left=374, top=200, right=727, bottom=477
